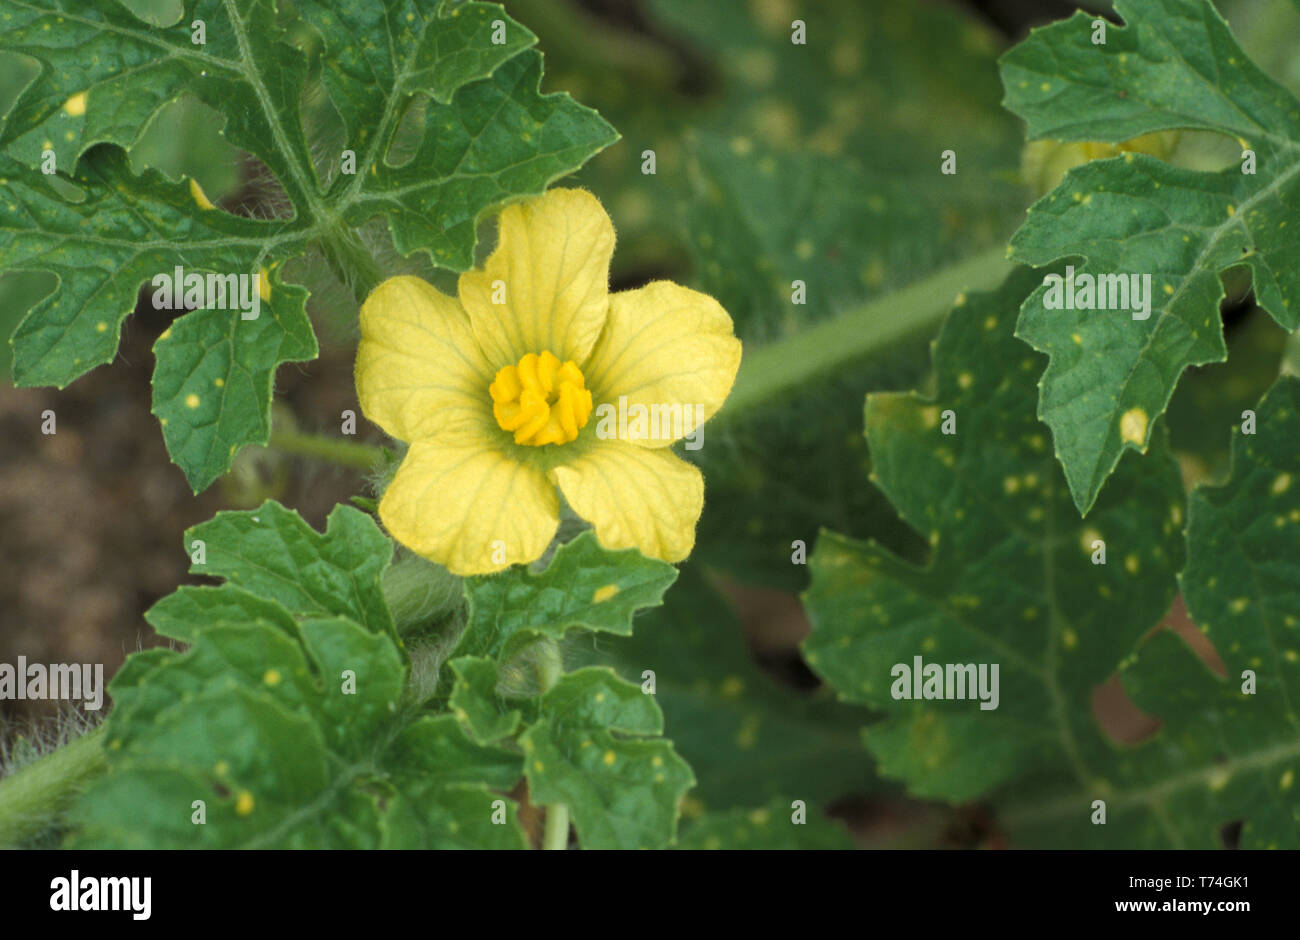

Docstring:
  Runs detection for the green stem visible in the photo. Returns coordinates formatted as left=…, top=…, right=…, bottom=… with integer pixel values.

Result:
left=534, top=639, right=569, bottom=850
left=319, top=223, right=386, bottom=303
left=266, top=427, right=384, bottom=471
left=719, top=247, right=1016, bottom=423
left=543, top=801, right=571, bottom=851
left=0, top=725, right=107, bottom=847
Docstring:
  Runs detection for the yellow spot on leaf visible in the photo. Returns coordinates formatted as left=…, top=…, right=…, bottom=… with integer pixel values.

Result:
left=1273, top=473, right=1292, bottom=495
left=592, top=584, right=620, bottom=603
left=235, top=791, right=255, bottom=815
left=1120, top=407, right=1148, bottom=445
left=263, top=669, right=281, bottom=687
left=602, top=750, right=616, bottom=766
left=189, top=178, right=215, bottom=210
left=185, top=393, right=200, bottom=409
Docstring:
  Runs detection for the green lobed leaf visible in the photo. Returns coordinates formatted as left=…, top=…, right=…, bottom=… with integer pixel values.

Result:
left=1000, top=0, right=1300, bottom=512
left=519, top=667, right=694, bottom=849
left=0, top=0, right=615, bottom=489
left=78, top=618, right=381, bottom=847
left=380, top=714, right=527, bottom=849
left=447, top=655, right=522, bottom=744
left=1, top=147, right=310, bottom=389
left=150, top=274, right=318, bottom=492
left=144, top=585, right=300, bottom=644
left=803, top=266, right=1187, bottom=817
left=182, top=499, right=398, bottom=642
left=0, top=0, right=313, bottom=195
left=454, top=530, right=678, bottom=661
left=77, top=499, right=527, bottom=848
left=296, top=0, right=535, bottom=126
left=1128, top=376, right=1300, bottom=848
left=1006, top=378, right=1300, bottom=847
left=75, top=616, right=524, bottom=848
left=293, top=0, right=617, bottom=268
left=0, top=143, right=315, bottom=491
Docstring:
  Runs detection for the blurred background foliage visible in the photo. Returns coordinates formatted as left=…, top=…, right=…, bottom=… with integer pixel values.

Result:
left=3, top=0, right=1299, bottom=846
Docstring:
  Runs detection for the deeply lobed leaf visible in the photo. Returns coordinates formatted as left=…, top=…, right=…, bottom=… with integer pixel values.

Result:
left=1001, top=0, right=1300, bottom=511
left=0, top=0, right=615, bottom=490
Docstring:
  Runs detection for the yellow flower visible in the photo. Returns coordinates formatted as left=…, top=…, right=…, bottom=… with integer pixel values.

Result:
left=355, top=189, right=742, bottom=576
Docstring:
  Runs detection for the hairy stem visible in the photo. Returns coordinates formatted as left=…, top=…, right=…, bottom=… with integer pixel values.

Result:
left=719, top=247, right=1016, bottom=423
left=0, top=725, right=106, bottom=847
left=534, top=640, right=569, bottom=850
left=319, top=223, right=386, bottom=303
left=266, top=427, right=385, bottom=470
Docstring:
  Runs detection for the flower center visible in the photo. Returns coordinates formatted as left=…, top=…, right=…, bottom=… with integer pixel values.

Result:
left=489, top=350, right=594, bottom=446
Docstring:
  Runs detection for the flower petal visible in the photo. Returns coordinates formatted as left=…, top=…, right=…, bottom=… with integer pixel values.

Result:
left=356, top=276, right=493, bottom=443
left=551, top=442, right=703, bottom=562
left=458, top=188, right=614, bottom=369
left=380, top=437, right=559, bottom=576
left=582, top=281, right=742, bottom=447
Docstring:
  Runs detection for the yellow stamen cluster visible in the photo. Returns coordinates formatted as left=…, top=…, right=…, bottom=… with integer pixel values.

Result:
left=490, top=350, right=593, bottom=446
